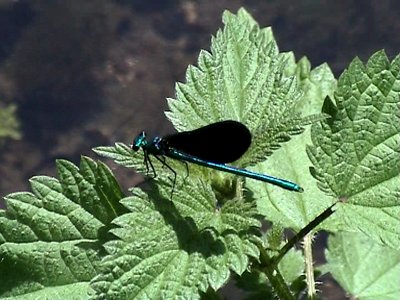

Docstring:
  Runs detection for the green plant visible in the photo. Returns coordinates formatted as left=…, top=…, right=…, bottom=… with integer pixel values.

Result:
left=0, top=8, right=399, bottom=300
left=0, top=103, right=20, bottom=142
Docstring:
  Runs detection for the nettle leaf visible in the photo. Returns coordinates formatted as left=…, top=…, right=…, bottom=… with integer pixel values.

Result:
left=307, top=51, right=400, bottom=248
left=278, top=247, right=304, bottom=284
left=326, top=232, right=400, bottom=299
left=166, top=8, right=320, bottom=167
left=94, top=142, right=210, bottom=184
left=0, top=157, right=127, bottom=298
left=91, top=175, right=261, bottom=300
left=94, top=143, right=141, bottom=170
left=0, top=104, right=21, bottom=140
left=1, top=283, right=92, bottom=300
left=247, top=57, right=337, bottom=230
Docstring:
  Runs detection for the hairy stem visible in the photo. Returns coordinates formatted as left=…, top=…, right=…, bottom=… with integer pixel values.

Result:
left=304, top=233, right=316, bottom=299
left=258, top=244, right=294, bottom=300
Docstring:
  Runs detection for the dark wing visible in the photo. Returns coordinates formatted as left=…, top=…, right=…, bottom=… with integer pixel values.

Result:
left=163, top=120, right=251, bottom=163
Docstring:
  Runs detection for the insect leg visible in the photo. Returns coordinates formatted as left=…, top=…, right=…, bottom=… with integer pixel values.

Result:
left=181, top=161, right=190, bottom=183
left=143, top=151, right=150, bottom=174
left=153, top=155, right=177, bottom=195
left=145, top=151, right=157, bottom=178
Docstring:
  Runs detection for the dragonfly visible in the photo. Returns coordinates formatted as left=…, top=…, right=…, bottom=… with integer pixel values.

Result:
left=131, top=120, right=303, bottom=192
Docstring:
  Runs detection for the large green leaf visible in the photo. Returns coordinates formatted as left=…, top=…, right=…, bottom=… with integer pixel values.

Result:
left=166, top=8, right=320, bottom=168
left=0, top=157, right=126, bottom=298
left=91, top=175, right=261, bottom=299
left=307, top=51, right=400, bottom=248
left=326, top=232, right=400, bottom=299
left=0, top=283, right=91, bottom=300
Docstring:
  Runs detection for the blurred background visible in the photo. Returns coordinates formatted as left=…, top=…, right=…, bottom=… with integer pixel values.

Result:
left=0, top=0, right=399, bottom=299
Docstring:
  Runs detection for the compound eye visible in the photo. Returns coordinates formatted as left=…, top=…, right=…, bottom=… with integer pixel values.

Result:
left=132, top=131, right=146, bottom=151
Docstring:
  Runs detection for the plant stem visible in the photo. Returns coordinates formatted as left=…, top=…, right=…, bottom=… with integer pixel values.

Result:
left=258, top=244, right=295, bottom=300
left=273, top=202, right=336, bottom=266
left=304, top=233, right=316, bottom=299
